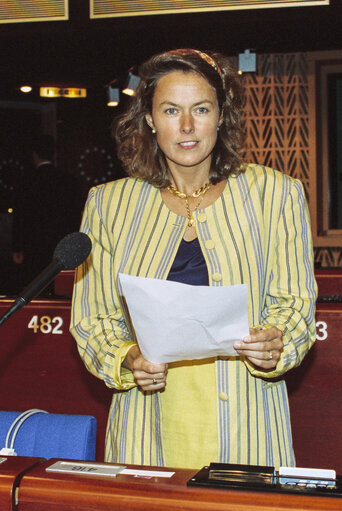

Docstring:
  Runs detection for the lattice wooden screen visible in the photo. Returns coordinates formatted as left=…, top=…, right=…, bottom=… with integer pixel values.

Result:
left=313, top=247, right=342, bottom=267
left=241, top=52, right=341, bottom=267
left=242, top=52, right=310, bottom=195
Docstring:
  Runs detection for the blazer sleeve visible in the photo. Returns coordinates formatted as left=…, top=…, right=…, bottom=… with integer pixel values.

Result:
left=69, top=186, right=137, bottom=390
left=245, top=178, right=317, bottom=379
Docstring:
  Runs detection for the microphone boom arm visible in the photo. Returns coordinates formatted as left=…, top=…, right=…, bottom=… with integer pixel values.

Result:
left=0, top=260, right=62, bottom=327
left=0, top=232, right=91, bottom=327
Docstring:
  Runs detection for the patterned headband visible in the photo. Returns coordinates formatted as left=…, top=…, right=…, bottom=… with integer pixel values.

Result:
left=167, top=48, right=223, bottom=77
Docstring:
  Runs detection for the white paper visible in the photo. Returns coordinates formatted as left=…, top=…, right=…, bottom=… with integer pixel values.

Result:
left=119, top=273, right=249, bottom=364
left=121, top=469, right=175, bottom=478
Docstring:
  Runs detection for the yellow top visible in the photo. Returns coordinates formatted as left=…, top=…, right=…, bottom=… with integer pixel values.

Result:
left=70, top=164, right=317, bottom=470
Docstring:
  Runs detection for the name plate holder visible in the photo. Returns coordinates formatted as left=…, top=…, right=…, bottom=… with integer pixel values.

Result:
left=46, top=461, right=126, bottom=477
left=188, top=463, right=342, bottom=498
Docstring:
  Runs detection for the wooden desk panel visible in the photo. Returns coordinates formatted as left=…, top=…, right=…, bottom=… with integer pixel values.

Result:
left=54, top=271, right=74, bottom=298
left=315, top=269, right=342, bottom=297
left=17, top=459, right=342, bottom=511
left=2, top=296, right=342, bottom=475
left=55, top=268, right=342, bottom=299
left=0, top=299, right=112, bottom=461
left=0, top=457, right=43, bottom=511
left=287, top=303, right=342, bottom=473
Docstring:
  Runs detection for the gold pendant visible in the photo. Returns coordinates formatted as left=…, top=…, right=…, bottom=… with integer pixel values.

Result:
left=188, top=218, right=194, bottom=227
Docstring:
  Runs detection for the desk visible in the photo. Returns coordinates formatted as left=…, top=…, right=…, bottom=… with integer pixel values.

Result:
left=0, top=299, right=112, bottom=461
left=286, top=303, right=342, bottom=472
left=16, top=459, right=342, bottom=511
left=0, top=456, right=43, bottom=511
left=1, top=271, right=342, bottom=471
left=315, top=269, right=342, bottom=297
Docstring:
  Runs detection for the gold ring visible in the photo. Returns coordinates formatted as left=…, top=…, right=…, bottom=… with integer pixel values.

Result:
left=269, top=351, right=273, bottom=360
left=152, top=378, right=157, bottom=385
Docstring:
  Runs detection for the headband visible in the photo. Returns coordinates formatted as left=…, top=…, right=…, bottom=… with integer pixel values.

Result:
left=168, top=48, right=223, bottom=77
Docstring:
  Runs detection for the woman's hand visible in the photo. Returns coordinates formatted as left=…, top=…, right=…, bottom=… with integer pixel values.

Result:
left=123, top=345, right=168, bottom=391
left=233, top=326, right=283, bottom=370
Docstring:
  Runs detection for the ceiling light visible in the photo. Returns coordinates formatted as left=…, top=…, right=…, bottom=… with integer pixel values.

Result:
left=107, top=86, right=119, bottom=106
left=20, top=85, right=32, bottom=93
left=122, top=72, right=140, bottom=96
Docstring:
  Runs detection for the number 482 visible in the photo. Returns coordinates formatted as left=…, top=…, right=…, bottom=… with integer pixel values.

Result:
left=26, top=315, right=327, bottom=341
left=28, top=315, right=63, bottom=335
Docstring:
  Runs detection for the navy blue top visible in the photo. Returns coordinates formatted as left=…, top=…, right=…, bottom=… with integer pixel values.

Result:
left=167, top=237, right=209, bottom=286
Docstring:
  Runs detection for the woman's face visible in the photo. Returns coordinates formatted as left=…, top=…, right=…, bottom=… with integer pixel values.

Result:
left=145, top=70, right=221, bottom=177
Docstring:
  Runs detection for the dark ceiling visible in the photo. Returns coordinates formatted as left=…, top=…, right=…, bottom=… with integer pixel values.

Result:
left=1, top=0, right=342, bottom=96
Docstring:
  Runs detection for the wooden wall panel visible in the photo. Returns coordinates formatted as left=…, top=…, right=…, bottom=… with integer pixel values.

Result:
left=242, top=51, right=342, bottom=267
left=243, top=53, right=310, bottom=193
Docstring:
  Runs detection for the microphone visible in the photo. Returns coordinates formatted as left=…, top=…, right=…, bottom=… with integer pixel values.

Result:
left=0, top=232, right=91, bottom=327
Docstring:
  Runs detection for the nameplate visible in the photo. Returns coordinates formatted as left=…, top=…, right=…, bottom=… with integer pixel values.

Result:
left=121, top=468, right=175, bottom=478
left=46, top=461, right=126, bottom=477
left=0, top=457, right=6, bottom=465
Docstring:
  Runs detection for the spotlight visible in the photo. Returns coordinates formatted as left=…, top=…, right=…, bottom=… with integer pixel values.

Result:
left=107, top=86, right=119, bottom=107
left=238, top=49, right=256, bottom=73
left=20, top=85, right=32, bottom=93
left=122, top=72, right=140, bottom=96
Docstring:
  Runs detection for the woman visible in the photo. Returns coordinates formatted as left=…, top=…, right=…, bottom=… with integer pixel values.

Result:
left=70, top=49, right=317, bottom=470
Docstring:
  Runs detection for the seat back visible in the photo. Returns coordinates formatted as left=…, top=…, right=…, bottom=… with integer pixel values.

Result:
left=0, top=410, right=97, bottom=460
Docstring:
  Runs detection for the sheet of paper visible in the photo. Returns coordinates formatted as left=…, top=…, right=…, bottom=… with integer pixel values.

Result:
left=121, top=469, right=175, bottom=478
left=119, top=273, right=249, bottom=364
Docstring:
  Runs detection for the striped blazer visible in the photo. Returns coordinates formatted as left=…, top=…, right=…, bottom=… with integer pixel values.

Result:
left=70, top=163, right=317, bottom=470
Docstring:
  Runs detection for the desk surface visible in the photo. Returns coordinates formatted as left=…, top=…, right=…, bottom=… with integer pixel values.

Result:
left=0, top=456, right=44, bottom=511
left=16, top=459, right=342, bottom=511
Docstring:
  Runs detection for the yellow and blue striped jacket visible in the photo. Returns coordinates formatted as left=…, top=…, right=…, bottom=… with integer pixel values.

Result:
left=70, top=163, right=317, bottom=470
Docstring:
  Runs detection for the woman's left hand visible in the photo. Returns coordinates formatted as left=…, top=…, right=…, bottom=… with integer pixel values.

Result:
left=233, top=326, right=283, bottom=370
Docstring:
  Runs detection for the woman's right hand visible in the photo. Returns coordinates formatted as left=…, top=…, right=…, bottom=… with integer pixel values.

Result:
left=123, top=345, right=168, bottom=391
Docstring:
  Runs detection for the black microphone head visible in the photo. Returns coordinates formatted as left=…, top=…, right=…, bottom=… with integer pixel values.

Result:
left=53, top=232, right=92, bottom=270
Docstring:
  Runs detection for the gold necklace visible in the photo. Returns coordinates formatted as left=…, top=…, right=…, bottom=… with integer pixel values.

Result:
left=167, top=182, right=212, bottom=227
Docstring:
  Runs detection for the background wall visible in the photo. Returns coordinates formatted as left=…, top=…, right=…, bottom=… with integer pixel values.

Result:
left=1, top=1, right=342, bottom=294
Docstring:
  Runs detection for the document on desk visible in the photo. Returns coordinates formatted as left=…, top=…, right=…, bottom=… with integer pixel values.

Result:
left=119, top=273, right=249, bottom=364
